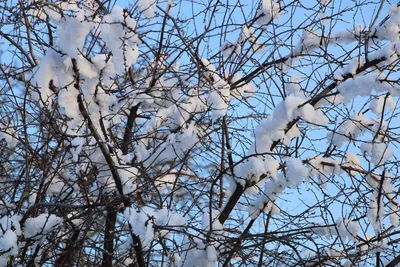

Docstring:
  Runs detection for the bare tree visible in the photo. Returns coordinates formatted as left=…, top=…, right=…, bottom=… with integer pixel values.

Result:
left=0, top=0, right=400, bottom=266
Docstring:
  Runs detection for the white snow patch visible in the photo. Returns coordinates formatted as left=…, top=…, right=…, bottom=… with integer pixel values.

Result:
left=138, top=0, right=157, bottom=19
left=256, top=0, right=281, bottom=25
left=24, top=214, right=63, bottom=239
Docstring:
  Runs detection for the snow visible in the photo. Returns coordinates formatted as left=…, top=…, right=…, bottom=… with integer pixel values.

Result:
left=369, top=95, right=396, bottom=115
left=328, top=113, right=371, bottom=147
left=124, top=208, right=155, bottom=247
left=358, top=234, right=389, bottom=254
left=373, top=5, right=400, bottom=42
left=360, top=142, right=393, bottom=166
left=311, top=218, right=360, bottom=243
left=206, top=245, right=217, bottom=262
left=308, top=155, right=341, bottom=188
left=7, top=1, right=400, bottom=265
left=91, top=54, right=116, bottom=74
left=344, top=153, right=361, bottom=175
left=337, top=73, right=380, bottom=104
left=368, top=43, right=399, bottom=66
left=371, top=142, right=393, bottom=165
left=283, top=124, right=300, bottom=145
left=220, top=41, right=240, bottom=57
left=311, top=223, right=333, bottom=239
left=336, top=56, right=400, bottom=100
left=256, top=0, right=281, bottom=25
left=365, top=174, right=379, bottom=189
left=124, top=258, right=134, bottom=265
left=336, top=218, right=360, bottom=242
left=320, top=0, right=331, bottom=5
left=58, top=86, right=80, bottom=119
left=252, top=96, right=328, bottom=155
left=329, top=29, right=359, bottom=45
left=248, top=178, right=283, bottom=219
left=343, top=57, right=362, bottom=76
left=76, top=55, right=98, bottom=79
left=31, top=50, right=74, bottom=105
left=179, top=210, right=226, bottom=266
left=225, top=181, right=237, bottom=199
left=202, top=210, right=223, bottom=232
left=367, top=192, right=384, bottom=234
left=240, top=25, right=255, bottom=42
left=117, top=166, right=138, bottom=195
left=56, top=9, right=93, bottom=57
left=71, top=137, right=85, bottom=162
left=286, top=96, right=328, bottom=123
left=180, top=242, right=216, bottom=267
left=0, top=122, right=18, bottom=148
left=0, top=215, right=22, bottom=236
left=285, top=75, right=304, bottom=97
left=29, top=193, right=37, bottom=205
left=0, top=230, right=19, bottom=266
left=140, top=121, right=198, bottom=166
left=155, top=173, right=177, bottom=194
left=389, top=201, right=400, bottom=227
left=101, top=6, right=139, bottom=74
left=0, top=217, right=21, bottom=264
left=124, top=207, right=186, bottom=248
left=382, top=174, right=395, bottom=194
left=344, top=152, right=360, bottom=167
left=171, top=253, right=181, bottom=265
left=46, top=176, right=66, bottom=196
left=230, top=74, right=255, bottom=99
left=285, top=157, right=309, bottom=187
left=234, top=156, right=279, bottom=185
left=201, top=59, right=230, bottom=120
left=24, top=214, right=63, bottom=239
left=42, top=5, right=62, bottom=22
left=293, top=30, right=321, bottom=56
left=298, top=103, right=329, bottom=125
left=138, top=0, right=157, bottom=19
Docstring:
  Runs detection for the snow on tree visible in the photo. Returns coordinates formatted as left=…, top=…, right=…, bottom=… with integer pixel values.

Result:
left=0, top=0, right=400, bottom=266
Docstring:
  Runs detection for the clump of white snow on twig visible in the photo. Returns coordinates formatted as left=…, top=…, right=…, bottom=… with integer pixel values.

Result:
left=124, top=207, right=186, bottom=248
left=256, top=0, right=281, bottom=25
left=24, top=214, right=63, bottom=239
left=138, top=0, right=157, bottom=19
